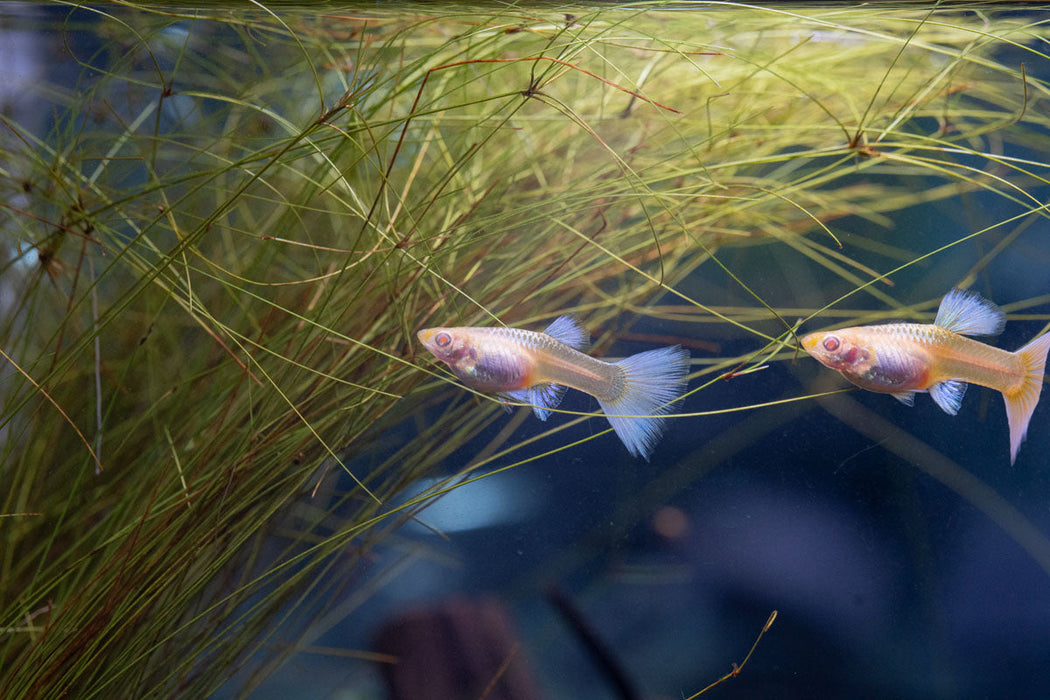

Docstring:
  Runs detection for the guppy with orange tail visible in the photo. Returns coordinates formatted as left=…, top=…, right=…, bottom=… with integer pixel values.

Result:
left=417, top=316, right=689, bottom=459
left=801, top=288, right=1050, bottom=464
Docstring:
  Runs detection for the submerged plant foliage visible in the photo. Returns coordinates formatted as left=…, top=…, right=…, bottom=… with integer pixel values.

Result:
left=1, top=3, right=1049, bottom=696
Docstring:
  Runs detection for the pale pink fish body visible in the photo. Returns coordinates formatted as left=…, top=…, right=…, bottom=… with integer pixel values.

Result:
left=417, top=315, right=689, bottom=459
left=801, top=288, right=1050, bottom=464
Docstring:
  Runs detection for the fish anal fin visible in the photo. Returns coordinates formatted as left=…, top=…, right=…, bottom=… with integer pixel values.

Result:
left=929, top=379, right=967, bottom=415
left=504, top=384, right=567, bottom=421
left=934, top=288, right=1006, bottom=337
left=1003, top=330, right=1050, bottom=464
left=543, top=315, right=590, bottom=351
left=891, top=391, right=916, bottom=407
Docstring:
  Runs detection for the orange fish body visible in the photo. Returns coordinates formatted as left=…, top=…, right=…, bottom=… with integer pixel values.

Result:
left=801, top=288, right=1050, bottom=463
left=418, top=316, right=689, bottom=459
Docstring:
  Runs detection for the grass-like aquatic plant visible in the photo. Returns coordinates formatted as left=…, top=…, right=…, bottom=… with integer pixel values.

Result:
left=2, top=3, right=1050, bottom=696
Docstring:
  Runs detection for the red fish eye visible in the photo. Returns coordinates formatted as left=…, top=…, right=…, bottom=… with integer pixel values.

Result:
left=435, top=332, right=451, bottom=348
left=823, top=336, right=840, bottom=352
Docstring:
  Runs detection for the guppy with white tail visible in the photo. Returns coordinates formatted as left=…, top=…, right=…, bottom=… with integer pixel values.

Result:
left=417, top=315, right=689, bottom=459
left=801, top=288, right=1050, bottom=464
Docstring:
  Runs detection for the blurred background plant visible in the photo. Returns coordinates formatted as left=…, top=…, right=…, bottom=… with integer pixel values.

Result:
left=1, top=3, right=1049, bottom=697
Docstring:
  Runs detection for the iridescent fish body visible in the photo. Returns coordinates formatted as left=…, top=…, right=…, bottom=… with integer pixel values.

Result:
left=801, top=288, right=1050, bottom=463
left=417, top=315, right=689, bottom=459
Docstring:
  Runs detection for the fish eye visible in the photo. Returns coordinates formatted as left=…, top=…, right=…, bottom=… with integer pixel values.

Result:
left=823, top=336, right=840, bottom=352
left=435, top=332, right=451, bottom=348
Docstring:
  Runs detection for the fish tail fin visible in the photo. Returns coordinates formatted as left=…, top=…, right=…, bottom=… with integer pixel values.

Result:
left=598, top=346, right=690, bottom=460
left=1004, top=330, right=1050, bottom=464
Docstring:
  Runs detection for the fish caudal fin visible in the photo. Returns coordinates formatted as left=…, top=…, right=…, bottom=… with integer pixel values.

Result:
left=598, top=345, right=690, bottom=460
left=1004, top=330, right=1050, bottom=464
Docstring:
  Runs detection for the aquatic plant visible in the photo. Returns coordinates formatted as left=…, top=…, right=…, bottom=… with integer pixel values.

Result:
left=1, top=3, right=1048, bottom=696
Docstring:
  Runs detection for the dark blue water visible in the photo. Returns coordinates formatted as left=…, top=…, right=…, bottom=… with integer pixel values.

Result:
left=251, top=205, right=1050, bottom=698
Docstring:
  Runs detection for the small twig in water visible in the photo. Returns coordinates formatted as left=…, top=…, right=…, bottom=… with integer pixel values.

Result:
left=683, top=610, right=778, bottom=699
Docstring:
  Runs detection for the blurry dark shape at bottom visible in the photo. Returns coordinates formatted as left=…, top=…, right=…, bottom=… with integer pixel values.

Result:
left=373, top=597, right=543, bottom=700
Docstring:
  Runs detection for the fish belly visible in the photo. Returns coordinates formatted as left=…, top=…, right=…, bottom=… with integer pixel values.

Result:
left=843, top=337, right=930, bottom=394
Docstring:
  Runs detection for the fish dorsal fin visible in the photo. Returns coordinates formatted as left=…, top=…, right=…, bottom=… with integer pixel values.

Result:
left=933, top=288, right=1005, bottom=337
left=929, top=379, right=967, bottom=415
left=503, top=384, right=567, bottom=421
left=543, top=315, right=589, bottom=350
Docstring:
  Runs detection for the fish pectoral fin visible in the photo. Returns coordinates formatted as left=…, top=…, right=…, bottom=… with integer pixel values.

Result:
left=496, top=393, right=519, bottom=414
left=933, top=288, right=1006, bottom=337
left=501, top=389, right=530, bottom=412
left=503, top=384, right=567, bottom=421
left=929, top=379, right=967, bottom=415
left=891, top=391, right=917, bottom=406
left=542, top=315, right=590, bottom=350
